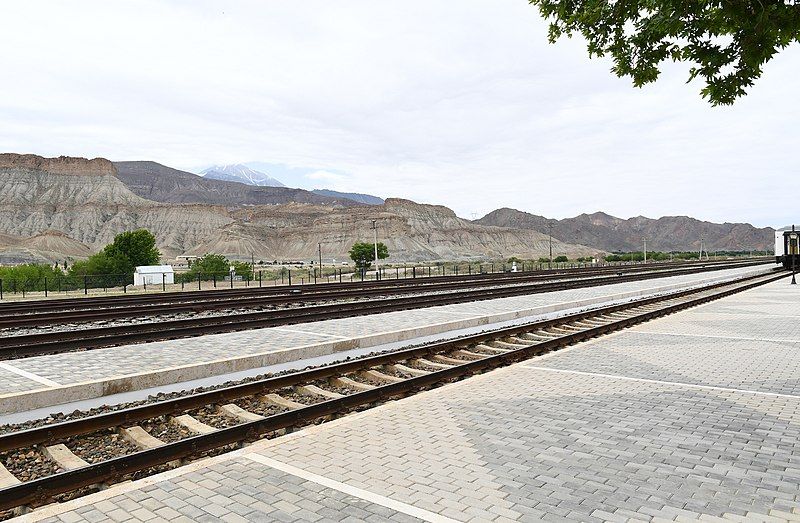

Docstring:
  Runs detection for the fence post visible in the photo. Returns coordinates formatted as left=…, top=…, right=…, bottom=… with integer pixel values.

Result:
left=84, top=276, right=88, bottom=295
left=198, top=273, right=202, bottom=291
left=162, top=273, right=166, bottom=292
left=0, top=279, right=3, bottom=300
left=124, top=282, right=127, bottom=293
left=213, top=274, right=217, bottom=288
left=288, top=269, right=292, bottom=286
left=259, top=271, right=262, bottom=288
left=339, top=269, right=342, bottom=283
left=44, top=277, right=48, bottom=298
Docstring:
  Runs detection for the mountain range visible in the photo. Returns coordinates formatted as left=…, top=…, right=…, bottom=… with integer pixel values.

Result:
left=0, top=154, right=776, bottom=265
left=475, top=208, right=774, bottom=253
left=0, top=154, right=592, bottom=264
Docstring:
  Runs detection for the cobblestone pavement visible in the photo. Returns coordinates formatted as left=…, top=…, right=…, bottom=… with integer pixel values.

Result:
left=0, top=266, right=765, bottom=397
left=16, top=274, right=800, bottom=523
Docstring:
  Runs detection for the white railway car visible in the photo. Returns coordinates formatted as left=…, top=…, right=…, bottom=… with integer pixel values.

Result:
left=775, top=226, right=800, bottom=269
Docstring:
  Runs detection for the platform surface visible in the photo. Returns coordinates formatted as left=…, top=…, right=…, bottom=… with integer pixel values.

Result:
left=18, top=275, right=800, bottom=522
left=0, top=265, right=768, bottom=415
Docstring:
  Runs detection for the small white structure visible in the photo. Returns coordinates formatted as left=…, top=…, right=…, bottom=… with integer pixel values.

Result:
left=133, top=265, right=174, bottom=286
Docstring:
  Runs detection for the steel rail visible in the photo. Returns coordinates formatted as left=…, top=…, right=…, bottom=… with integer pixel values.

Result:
left=0, top=260, right=767, bottom=329
left=0, top=259, right=767, bottom=317
left=0, top=263, right=771, bottom=359
left=0, top=270, right=786, bottom=512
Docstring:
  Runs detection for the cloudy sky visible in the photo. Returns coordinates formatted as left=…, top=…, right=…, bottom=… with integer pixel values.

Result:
left=0, top=1, right=797, bottom=227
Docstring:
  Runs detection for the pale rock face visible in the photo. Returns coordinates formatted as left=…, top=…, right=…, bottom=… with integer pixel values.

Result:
left=0, top=153, right=116, bottom=177
left=0, top=154, right=598, bottom=263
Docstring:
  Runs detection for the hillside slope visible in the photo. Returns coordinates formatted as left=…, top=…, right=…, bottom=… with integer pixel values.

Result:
left=477, top=208, right=773, bottom=252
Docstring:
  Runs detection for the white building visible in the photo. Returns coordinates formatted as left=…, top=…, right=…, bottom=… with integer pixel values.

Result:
left=133, top=265, right=175, bottom=286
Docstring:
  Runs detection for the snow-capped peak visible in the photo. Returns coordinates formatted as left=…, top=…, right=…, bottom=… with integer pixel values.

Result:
left=199, top=164, right=285, bottom=187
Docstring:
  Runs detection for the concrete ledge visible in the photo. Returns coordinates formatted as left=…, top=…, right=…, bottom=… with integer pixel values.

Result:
left=0, top=267, right=770, bottom=415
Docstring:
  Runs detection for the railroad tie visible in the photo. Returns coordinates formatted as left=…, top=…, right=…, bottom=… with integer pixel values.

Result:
left=263, top=393, right=308, bottom=410
left=389, top=364, right=429, bottom=376
left=547, top=326, right=576, bottom=335
left=119, top=427, right=165, bottom=450
left=43, top=444, right=89, bottom=471
left=170, top=414, right=217, bottom=435
left=474, top=343, right=510, bottom=353
left=413, top=358, right=453, bottom=369
left=453, top=349, right=487, bottom=359
left=491, top=340, right=529, bottom=350
left=331, top=376, right=375, bottom=391
left=431, top=354, right=465, bottom=365
left=575, top=319, right=605, bottom=327
left=359, top=369, right=404, bottom=384
left=296, top=384, right=344, bottom=399
left=217, top=404, right=265, bottom=422
left=0, top=462, right=20, bottom=488
left=507, top=337, right=535, bottom=346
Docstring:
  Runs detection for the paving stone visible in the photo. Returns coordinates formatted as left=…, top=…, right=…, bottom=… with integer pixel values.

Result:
left=32, top=276, right=800, bottom=522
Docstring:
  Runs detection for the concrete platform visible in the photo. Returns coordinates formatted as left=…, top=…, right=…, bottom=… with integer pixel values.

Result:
left=13, top=275, right=800, bottom=522
left=0, top=265, right=770, bottom=416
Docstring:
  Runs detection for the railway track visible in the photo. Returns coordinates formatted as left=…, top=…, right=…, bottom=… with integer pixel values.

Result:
left=0, top=269, right=786, bottom=515
left=0, top=261, right=771, bottom=359
left=0, top=259, right=767, bottom=329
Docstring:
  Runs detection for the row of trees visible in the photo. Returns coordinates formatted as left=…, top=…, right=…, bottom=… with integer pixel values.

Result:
left=0, top=230, right=162, bottom=292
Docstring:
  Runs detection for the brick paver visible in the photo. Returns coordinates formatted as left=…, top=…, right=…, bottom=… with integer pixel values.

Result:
left=0, top=265, right=763, bottom=397
left=16, top=273, right=800, bottom=522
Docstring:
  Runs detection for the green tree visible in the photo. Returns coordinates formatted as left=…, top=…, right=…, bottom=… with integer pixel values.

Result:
left=177, top=253, right=231, bottom=282
left=349, top=242, right=389, bottom=270
left=528, top=0, right=800, bottom=105
left=553, top=255, right=569, bottom=263
left=103, top=229, right=161, bottom=270
left=0, top=263, right=66, bottom=292
left=231, top=261, right=253, bottom=279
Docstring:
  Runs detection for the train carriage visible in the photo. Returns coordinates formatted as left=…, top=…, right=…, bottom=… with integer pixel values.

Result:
left=775, top=226, right=800, bottom=270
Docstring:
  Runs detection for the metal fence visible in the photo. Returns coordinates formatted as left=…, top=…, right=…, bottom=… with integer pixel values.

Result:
left=0, top=260, right=630, bottom=300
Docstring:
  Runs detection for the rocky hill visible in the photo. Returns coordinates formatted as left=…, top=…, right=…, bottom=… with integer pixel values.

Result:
left=115, top=161, right=358, bottom=207
left=0, top=154, right=595, bottom=264
left=477, top=208, right=774, bottom=252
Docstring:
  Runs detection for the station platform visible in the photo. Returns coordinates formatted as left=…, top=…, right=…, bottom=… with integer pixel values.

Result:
left=0, top=266, right=770, bottom=417
left=15, top=274, right=800, bottom=521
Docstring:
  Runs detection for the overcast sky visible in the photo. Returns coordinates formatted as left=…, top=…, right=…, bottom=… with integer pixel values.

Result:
left=0, top=1, right=797, bottom=227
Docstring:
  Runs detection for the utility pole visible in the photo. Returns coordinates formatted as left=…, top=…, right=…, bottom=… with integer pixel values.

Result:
left=371, top=220, right=380, bottom=281
left=643, top=237, right=647, bottom=264
left=318, top=243, right=323, bottom=279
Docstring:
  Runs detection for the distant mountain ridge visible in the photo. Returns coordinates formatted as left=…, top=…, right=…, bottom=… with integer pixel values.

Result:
left=476, top=208, right=774, bottom=252
left=311, top=189, right=384, bottom=205
left=0, top=154, right=596, bottom=264
left=115, top=161, right=358, bottom=207
left=200, top=164, right=285, bottom=187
